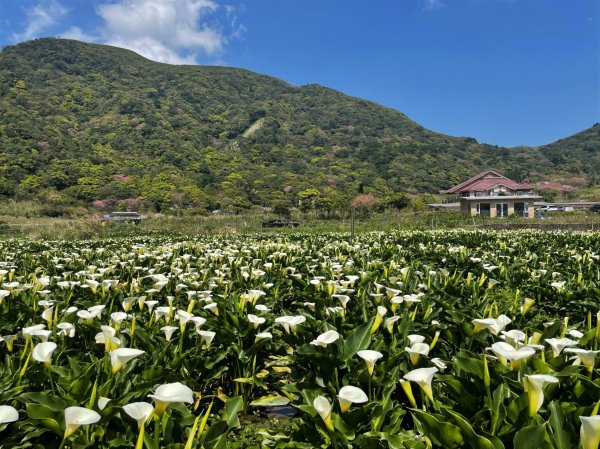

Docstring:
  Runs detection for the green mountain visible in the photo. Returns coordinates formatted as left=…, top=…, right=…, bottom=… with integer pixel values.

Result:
left=0, top=38, right=598, bottom=213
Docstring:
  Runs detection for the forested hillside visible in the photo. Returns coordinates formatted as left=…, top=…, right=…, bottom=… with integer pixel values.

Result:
left=0, top=38, right=597, bottom=213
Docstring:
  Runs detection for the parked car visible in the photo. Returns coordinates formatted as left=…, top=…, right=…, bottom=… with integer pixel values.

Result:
left=100, top=212, right=142, bottom=224
left=589, top=204, right=600, bottom=213
left=537, top=205, right=559, bottom=212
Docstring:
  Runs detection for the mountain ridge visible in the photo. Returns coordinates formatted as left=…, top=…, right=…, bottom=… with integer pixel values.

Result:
left=0, top=38, right=598, bottom=212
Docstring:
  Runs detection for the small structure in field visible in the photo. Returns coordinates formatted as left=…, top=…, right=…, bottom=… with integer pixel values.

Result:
left=442, top=170, right=540, bottom=218
left=100, top=212, right=142, bottom=224
left=261, top=219, right=300, bottom=228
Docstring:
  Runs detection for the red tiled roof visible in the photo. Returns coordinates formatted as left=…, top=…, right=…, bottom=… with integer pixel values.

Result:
left=466, top=178, right=532, bottom=191
left=443, top=170, right=533, bottom=194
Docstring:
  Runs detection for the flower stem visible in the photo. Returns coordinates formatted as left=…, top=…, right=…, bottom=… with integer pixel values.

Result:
left=135, top=425, right=145, bottom=449
left=154, top=416, right=160, bottom=449
left=48, top=368, right=56, bottom=395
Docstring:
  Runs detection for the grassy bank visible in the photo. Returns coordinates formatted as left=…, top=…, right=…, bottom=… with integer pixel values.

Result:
left=1, top=208, right=600, bottom=240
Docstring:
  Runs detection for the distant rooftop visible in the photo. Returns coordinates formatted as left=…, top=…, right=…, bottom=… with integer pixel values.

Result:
left=442, top=170, right=533, bottom=194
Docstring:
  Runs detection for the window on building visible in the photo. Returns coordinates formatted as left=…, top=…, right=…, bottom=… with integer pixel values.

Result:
left=476, top=203, right=491, bottom=217
left=496, top=203, right=509, bottom=218
left=514, top=202, right=530, bottom=217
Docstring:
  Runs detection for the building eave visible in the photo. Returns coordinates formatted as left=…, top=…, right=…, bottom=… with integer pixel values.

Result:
left=460, top=195, right=542, bottom=201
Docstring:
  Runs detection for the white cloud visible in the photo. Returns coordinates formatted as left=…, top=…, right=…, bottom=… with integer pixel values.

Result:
left=59, top=26, right=96, bottom=43
left=97, top=0, right=226, bottom=64
left=423, top=0, right=443, bottom=10
left=13, top=0, right=68, bottom=41
left=107, top=36, right=198, bottom=64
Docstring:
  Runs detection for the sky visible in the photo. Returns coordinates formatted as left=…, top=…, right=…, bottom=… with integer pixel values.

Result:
left=0, top=0, right=598, bottom=147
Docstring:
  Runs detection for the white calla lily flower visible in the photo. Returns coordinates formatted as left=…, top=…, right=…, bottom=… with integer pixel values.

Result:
left=544, top=338, right=578, bottom=357
left=564, top=348, right=599, bottom=371
left=275, top=315, right=306, bottom=334
left=407, top=334, right=426, bottom=346
left=64, top=406, right=101, bottom=438
left=32, top=341, right=57, bottom=368
left=148, top=382, right=194, bottom=416
left=190, top=316, right=207, bottom=329
left=580, top=415, right=600, bottom=449
left=110, top=348, right=145, bottom=373
left=310, top=330, right=340, bottom=347
left=57, top=322, right=75, bottom=338
left=500, top=329, right=526, bottom=345
left=22, top=324, right=46, bottom=340
left=472, top=314, right=512, bottom=335
left=111, top=312, right=129, bottom=325
left=0, top=335, right=17, bottom=352
left=248, top=314, right=266, bottom=328
left=338, top=386, right=368, bottom=413
left=313, top=396, right=334, bottom=431
left=357, top=349, right=383, bottom=375
left=176, top=310, right=193, bottom=331
left=406, top=342, right=430, bottom=365
left=523, top=374, right=559, bottom=417
left=385, top=315, right=400, bottom=333
left=203, top=302, right=219, bottom=316
left=332, top=294, right=350, bottom=309
left=370, top=306, right=387, bottom=334
left=488, top=342, right=536, bottom=367
left=403, top=367, right=438, bottom=402
left=198, top=330, right=216, bottom=348
left=255, top=331, right=272, bottom=341
left=98, top=397, right=111, bottom=410
left=0, top=405, right=18, bottom=423
left=431, top=358, right=447, bottom=371
left=568, top=329, right=584, bottom=339
left=123, top=402, right=154, bottom=429
left=0, top=290, right=10, bottom=304
left=161, top=326, right=178, bottom=341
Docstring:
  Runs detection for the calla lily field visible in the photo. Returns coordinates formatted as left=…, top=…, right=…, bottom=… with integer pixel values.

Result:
left=0, top=229, right=599, bottom=448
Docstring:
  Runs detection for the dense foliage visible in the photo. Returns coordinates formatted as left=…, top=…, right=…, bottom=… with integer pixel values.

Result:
left=0, top=39, right=598, bottom=213
left=0, top=230, right=599, bottom=448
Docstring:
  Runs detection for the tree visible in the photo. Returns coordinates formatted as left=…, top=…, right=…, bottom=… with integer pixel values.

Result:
left=384, top=192, right=410, bottom=210
left=272, top=200, right=291, bottom=219
left=351, top=194, right=381, bottom=216
left=298, top=188, right=321, bottom=212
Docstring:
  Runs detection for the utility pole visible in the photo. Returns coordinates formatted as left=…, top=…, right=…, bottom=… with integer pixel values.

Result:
left=351, top=206, right=355, bottom=243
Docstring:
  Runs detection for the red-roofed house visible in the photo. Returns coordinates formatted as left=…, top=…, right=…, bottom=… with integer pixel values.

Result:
left=442, top=170, right=540, bottom=218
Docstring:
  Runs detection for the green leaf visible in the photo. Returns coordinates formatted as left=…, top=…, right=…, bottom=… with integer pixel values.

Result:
left=296, top=344, right=344, bottom=374
left=411, top=409, right=465, bottom=449
left=341, top=320, right=372, bottom=361
left=333, top=414, right=355, bottom=440
left=223, top=396, right=243, bottom=429
left=25, top=404, right=61, bottom=435
left=371, top=381, right=397, bottom=432
left=443, top=408, right=494, bottom=449
left=490, top=384, right=509, bottom=436
left=359, top=431, right=426, bottom=449
left=506, top=393, right=529, bottom=429
left=548, top=402, right=574, bottom=449
left=202, top=420, right=229, bottom=449
left=453, top=353, right=484, bottom=378
left=513, top=424, right=546, bottom=449
left=19, top=393, right=68, bottom=412
left=250, top=394, right=290, bottom=407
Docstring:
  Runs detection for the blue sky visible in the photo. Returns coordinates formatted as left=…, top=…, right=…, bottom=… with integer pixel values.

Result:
left=0, top=0, right=598, bottom=147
